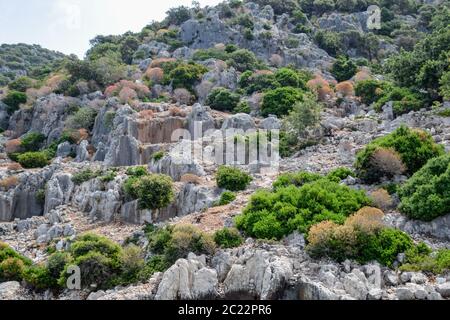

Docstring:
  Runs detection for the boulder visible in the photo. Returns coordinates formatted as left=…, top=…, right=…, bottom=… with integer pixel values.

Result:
left=155, top=254, right=218, bottom=300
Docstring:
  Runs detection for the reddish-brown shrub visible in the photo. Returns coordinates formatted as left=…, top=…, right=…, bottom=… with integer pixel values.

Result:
left=335, top=81, right=355, bottom=97
left=7, top=163, right=22, bottom=171
left=119, top=87, right=138, bottom=104
left=145, top=67, right=164, bottom=83
left=370, top=189, right=394, bottom=211
left=0, top=176, right=19, bottom=190
left=354, top=70, right=371, bottom=82
left=138, top=110, right=154, bottom=120
left=169, top=106, right=187, bottom=117
left=307, top=75, right=334, bottom=101
left=346, top=207, right=384, bottom=233
left=150, top=58, right=176, bottom=68
left=180, top=174, right=201, bottom=185
left=269, top=54, right=283, bottom=67
left=369, top=147, right=406, bottom=178
left=5, top=139, right=22, bottom=154
left=173, top=88, right=193, bottom=106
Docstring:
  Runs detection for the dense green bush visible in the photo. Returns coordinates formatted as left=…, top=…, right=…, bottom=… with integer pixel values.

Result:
left=8, top=76, right=34, bottom=92
left=398, top=153, right=450, bottom=221
left=272, top=171, right=322, bottom=190
left=72, top=169, right=101, bottom=185
left=192, top=48, right=230, bottom=61
left=206, top=87, right=240, bottom=111
left=239, top=71, right=278, bottom=94
left=66, top=107, right=98, bottom=130
left=355, top=80, right=391, bottom=105
left=331, top=55, right=357, bottom=82
left=22, top=265, right=54, bottom=290
left=374, top=86, right=423, bottom=116
left=401, top=244, right=450, bottom=274
left=0, top=242, right=32, bottom=282
left=123, top=174, right=174, bottom=210
left=275, top=68, right=300, bottom=88
left=216, top=166, right=252, bottom=192
left=214, top=228, right=243, bottom=248
left=326, top=167, right=355, bottom=183
left=315, top=30, right=341, bottom=56
left=217, top=191, right=237, bottom=206
left=235, top=178, right=370, bottom=240
left=166, top=62, right=207, bottom=91
left=2, top=91, right=27, bottom=114
left=283, top=93, right=321, bottom=139
left=17, top=151, right=49, bottom=168
left=58, top=233, right=123, bottom=289
left=147, top=225, right=216, bottom=265
left=355, top=126, right=444, bottom=183
left=261, top=87, right=304, bottom=117
left=126, top=166, right=148, bottom=177
left=228, top=49, right=260, bottom=72
left=307, top=207, right=414, bottom=266
left=0, top=258, right=26, bottom=281
left=20, top=132, right=46, bottom=152
left=233, top=101, right=251, bottom=114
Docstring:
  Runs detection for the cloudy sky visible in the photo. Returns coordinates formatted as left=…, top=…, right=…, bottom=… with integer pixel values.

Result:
left=0, top=0, right=222, bottom=58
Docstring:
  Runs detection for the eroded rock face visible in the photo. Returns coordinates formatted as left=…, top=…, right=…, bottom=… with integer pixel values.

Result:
left=222, top=249, right=293, bottom=300
left=155, top=254, right=219, bottom=300
left=385, top=213, right=450, bottom=241
left=0, top=165, right=56, bottom=221
left=44, top=173, right=74, bottom=215
left=149, top=153, right=206, bottom=181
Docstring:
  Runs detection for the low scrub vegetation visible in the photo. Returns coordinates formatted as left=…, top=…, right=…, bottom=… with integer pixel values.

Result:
left=398, top=153, right=450, bottom=221
left=355, top=126, right=444, bottom=183
left=236, top=175, right=370, bottom=240
left=216, top=166, right=252, bottom=192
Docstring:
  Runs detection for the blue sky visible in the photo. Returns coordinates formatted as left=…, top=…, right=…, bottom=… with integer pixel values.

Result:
left=0, top=0, right=222, bottom=58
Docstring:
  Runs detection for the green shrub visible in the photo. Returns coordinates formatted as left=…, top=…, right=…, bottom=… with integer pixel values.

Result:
left=216, top=166, right=252, bottom=191
left=306, top=207, right=413, bottom=267
left=119, top=244, right=146, bottom=284
left=283, top=92, right=321, bottom=138
left=0, top=242, right=32, bottom=265
left=274, top=68, right=301, bottom=88
left=147, top=225, right=216, bottom=265
left=46, top=252, right=72, bottom=282
left=398, top=154, right=450, bottom=221
left=72, top=169, right=101, bottom=185
left=331, top=55, right=357, bottom=82
left=315, top=30, right=341, bottom=56
left=57, top=233, right=123, bottom=289
left=273, top=171, right=322, bottom=190
left=192, top=48, right=230, bottom=61
left=236, top=178, right=370, bottom=240
left=228, top=49, right=260, bottom=72
left=123, top=174, right=174, bottom=210
left=355, top=80, right=391, bottom=105
left=217, top=191, right=237, bottom=206
left=355, top=126, right=444, bottom=183
left=261, top=87, right=304, bottom=117
left=8, top=76, right=34, bottom=92
left=23, top=265, right=54, bottom=290
left=206, top=87, right=240, bottom=112
left=326, top=167, right=355, bottom=183
left=66, top=107, right=98, bottom=130
left=17, top=151, right=49, bottom=168
left=214, top=228, right=243, bottom=248
left=20, top=132, right=46, bottom=152
left=2, top=91, right=27, bottom=114
left=374, top=86, right=423, bottom=116
left=99, top=170, right=117, bottom=183
left=0, top=257, right=26, bottom=281
left=233, top=101, right=251, bottom=114
left=152, top=151, right=165, bottom=162
left=166, top=62, right=208, bottom=91
left=239, top=71, right=278, bottom=94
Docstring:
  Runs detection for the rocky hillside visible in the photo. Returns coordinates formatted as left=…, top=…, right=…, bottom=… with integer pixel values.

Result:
left=0, top=0, right=449, bottom=300
left=0, top=44, right=66, bottom=86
